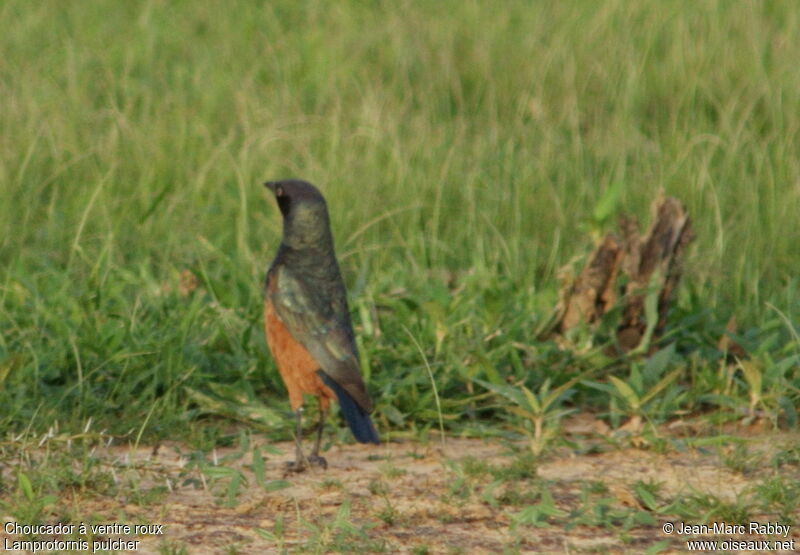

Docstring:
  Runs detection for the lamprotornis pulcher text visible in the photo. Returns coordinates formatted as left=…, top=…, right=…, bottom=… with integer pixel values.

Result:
left=263, top=179, right=379, bottom=471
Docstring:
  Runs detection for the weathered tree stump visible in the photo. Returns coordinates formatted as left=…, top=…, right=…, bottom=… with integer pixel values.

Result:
left=555, top=234, right=623, bottom=334
left=552, top=193, right=694, bottom=353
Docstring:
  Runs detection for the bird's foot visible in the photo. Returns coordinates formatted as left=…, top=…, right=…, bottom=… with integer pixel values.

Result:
left=284, top=455, right=327, bottom=474
left=307, top=454, right=328, bottom=469
left=284, top=460, right=307, bottom=473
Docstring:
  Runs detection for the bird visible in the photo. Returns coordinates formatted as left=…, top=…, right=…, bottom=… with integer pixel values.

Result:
left=262, top=179, right=379, bottom=471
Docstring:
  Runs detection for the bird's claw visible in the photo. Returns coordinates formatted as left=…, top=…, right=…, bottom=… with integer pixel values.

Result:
left=308, top=454, right=328, bottom=469
left=284, top=460, right=307, bottom=473
left=284, top=455, right=327, bottom=474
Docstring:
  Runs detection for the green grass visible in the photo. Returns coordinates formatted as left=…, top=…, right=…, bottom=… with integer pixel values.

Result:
left=0, top=0, right=799, bottom=488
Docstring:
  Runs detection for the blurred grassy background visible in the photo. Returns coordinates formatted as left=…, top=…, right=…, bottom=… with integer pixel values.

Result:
left=1, top=0, right=798, bottom=440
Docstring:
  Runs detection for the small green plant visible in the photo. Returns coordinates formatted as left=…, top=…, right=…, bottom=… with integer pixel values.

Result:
left=250, top=446, right=291, bottom=493
left=736, top=352, right=800, bottom=426
left=494, top=485, right=542, bottom=508
left=6, top=472, right=58, bottom=527
left=587, top=344, right=684, bottom=432
left=751, top=475, right=800, bottom=524
left=368, top=479, right=390, bottom=496
left=568, top=481, right=656, bottom=530
left=632, top=479, right=664, bottom=512
left=376, top=498, right=398, bottom=526
left=460, top=456, right=491, bottom=478
left=380, top=463, right=407, bottom=479
left=318, top=478, right=344, bottom=491
left=159, top=541, right=190, bottom=555
left=255, top=515, right=286, bottom=551
left=510, top=489, right=567, bottom=528
left=301, top=501, right=386, bottom=552
left=127, top=484, right=170, bottom=506
left=477, top=375, right=582, bottom=455
left=491, top=451, right=538, bottom=481
left=672, top=493, right=750, bottom=525
left=772, top=444, right=800, bottom=468
left=722, top=443, right=761, bottom=475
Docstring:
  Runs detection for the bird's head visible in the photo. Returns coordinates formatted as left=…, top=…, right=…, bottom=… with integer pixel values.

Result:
left=264, top=179, right=332, bottom=249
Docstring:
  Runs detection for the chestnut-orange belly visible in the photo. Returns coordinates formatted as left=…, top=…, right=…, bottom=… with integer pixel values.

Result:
left=264, top=296, right=335, bottom=411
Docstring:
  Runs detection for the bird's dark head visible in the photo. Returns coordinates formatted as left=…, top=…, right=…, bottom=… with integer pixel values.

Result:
left=264, top=179, right=332, bottom=250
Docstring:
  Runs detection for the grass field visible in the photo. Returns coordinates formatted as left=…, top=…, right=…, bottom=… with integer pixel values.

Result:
left=1, top=1, right=800, bottom=552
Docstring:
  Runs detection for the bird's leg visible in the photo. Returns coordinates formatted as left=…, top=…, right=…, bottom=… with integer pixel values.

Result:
left=286, top=407, right=308, bottom=472
left=308, top=399, right=328, bottom=469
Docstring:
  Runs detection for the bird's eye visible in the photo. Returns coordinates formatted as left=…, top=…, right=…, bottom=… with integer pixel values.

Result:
left=276, top=186, right=284, bottom=196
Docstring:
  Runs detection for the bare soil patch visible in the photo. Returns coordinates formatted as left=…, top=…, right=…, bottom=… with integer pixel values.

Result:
left=2, top=418, right=798, bottom=553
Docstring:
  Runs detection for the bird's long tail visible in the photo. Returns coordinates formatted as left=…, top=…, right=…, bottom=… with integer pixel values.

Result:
left=318, top=371, right=380, bottom=444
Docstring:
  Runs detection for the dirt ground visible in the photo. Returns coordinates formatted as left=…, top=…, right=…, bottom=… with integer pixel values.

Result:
left=2, top=416, right=799, bottom=554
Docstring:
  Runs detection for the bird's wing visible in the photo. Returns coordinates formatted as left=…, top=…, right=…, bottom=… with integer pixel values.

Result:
left=268, top=265, right=373, bottom=412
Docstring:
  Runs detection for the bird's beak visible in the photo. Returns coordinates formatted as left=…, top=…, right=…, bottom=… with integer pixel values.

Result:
left=264, top=181, right=277, bottom=192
